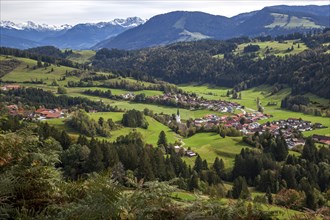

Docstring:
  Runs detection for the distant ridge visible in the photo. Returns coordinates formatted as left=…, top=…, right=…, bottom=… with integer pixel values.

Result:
left=94, top=5, right=329, bottom=50
left=0, top=17, right=146, bottom=49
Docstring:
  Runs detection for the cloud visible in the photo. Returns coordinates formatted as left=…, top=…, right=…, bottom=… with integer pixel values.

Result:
left=1, top=0, right=329, bottom=25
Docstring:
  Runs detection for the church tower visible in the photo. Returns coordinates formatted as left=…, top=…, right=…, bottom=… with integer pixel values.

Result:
left=175, top=109, right=181, bottom=123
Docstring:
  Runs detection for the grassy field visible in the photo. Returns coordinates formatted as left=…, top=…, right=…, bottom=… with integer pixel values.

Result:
left=266, top=13, right=322, bottom=29
left=48, top=112, right=180, bottom=146
left=182, top=133, right=250, bottom=168
left=235, top=40, right=308, bottom=58
left=66, top=50, right=96, bottom=64
left=1, top=56, right=77, bottom=85
left=214, top=39, right=308, bottom=59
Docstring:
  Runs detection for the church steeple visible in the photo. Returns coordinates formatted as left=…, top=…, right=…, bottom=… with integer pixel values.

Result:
left=176, top=109, right=181, bottom=123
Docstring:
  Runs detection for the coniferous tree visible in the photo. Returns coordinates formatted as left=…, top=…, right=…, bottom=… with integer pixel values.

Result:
left=87, top=138, right=104, bottom=172
left=157, top=130, right=168, bottom=147
left=213, top=157, right=224, bottom=177
left=302, top=137, right=318, bottom=162
left=193, top=155, right=203, bottom=174
left=281, top=165, right=297, bottom=189
left=60, top=130, right=71, bottom=150
left=137, top=150, right=155, bottom=181
left=188, top=172, right=199, bottom=191
left=232, top=176, right=250, bottom=199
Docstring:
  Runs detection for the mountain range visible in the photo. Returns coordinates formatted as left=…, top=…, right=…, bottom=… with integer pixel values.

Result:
left=95, top=5, right=330, bottom=50
left=0, top=17, right=145, bottom=49
left=1, top=5, right=329, bottom=50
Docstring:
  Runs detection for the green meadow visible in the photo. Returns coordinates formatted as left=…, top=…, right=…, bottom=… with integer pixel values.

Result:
left=214, top=39, right=308, bottom=59
left=48, top=112, right=180, bottom=147
left=66, top=50, right=96, bottom=64
left=266, top=13, right=322, bottom=29
left=182, top=133, right=250, bottom=168
left=235, top=40, right=308, bottom=58
left=1, top=56, right=77, bottom=84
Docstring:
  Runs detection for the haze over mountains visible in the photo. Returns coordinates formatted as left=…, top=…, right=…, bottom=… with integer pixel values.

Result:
left=1, top=5, right=329, bottom=50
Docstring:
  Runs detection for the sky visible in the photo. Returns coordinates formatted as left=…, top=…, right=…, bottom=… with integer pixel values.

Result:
left=1, top=0, right=329, bottom=25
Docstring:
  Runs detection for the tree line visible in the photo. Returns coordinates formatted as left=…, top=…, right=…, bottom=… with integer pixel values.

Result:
left=1, top=87, right=119, bottom=112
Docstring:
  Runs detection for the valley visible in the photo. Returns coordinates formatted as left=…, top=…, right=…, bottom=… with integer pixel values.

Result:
left=1, top=5, right=330, bottom=219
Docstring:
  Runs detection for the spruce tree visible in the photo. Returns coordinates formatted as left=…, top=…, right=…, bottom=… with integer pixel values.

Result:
left=232, top=176, right=250, bottom=199
left=137, top=150, right=155, bottom=181
left=188, top=172, right=199, bottom=191
left=86, top=138, right=104, bottom=172
left=193, top=155, right=203, bottom=174
left=157, top=130, right=168, bottom=147
left=213, top=157, right=224, bottom=177
left=302, top=137, right=318, bottom=162
left=60, top=130, right=71, bottom=150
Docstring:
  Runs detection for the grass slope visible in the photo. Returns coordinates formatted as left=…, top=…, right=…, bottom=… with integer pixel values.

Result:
left=235, top=40, right=308, bottom=58
left=182, top=133, right=250, bottom=168
left=0, top=55, right=78, bottom=85
left=66, top=50, right=96, bottom=64
left=265, top=13, right=322, bottom=29
left=48, top=112, right=180, bottom=147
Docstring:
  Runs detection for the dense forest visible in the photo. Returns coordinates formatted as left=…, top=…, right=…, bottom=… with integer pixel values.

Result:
left=0, top=46, right=86, bottom=69
left=0, top=87, right=119, bottom=112
left=92, top=31, right=330, bottom=98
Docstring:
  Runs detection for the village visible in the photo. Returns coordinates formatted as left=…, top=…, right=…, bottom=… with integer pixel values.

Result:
left=191, top=112, right=327, bottom=149
left=122, top=92, right=242, bottom=113
left=2, top=84, right=328, bottom=152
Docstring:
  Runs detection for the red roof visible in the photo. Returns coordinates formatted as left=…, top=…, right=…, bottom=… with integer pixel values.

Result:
left=2, top=85, right=21, bottom=90
left=45, top=112, right=62, bottom=118
left=35, top=108, right=49, bottom=113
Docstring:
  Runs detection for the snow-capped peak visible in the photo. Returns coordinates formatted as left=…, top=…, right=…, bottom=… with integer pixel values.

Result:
left=0, top=17, right=145, bottom=31
left=109, top=17, right=145, bottom=28
left=84, top=17, right=146, bottom=28
left=0, top=20, right=72, bottom=31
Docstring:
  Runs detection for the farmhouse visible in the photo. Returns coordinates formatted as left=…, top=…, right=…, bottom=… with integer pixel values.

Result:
left=34, top=108, right=64, bottom=120
left=1, top=84, right=21, bottom=90
left=312, top=135, right=330, bottom=145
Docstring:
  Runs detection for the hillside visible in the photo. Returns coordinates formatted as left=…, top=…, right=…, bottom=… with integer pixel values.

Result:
left=92, top=31, right=330, bottom=99
left=94, top=5, right=329, bottom=50
left=1, top=51, right=330, bottom=219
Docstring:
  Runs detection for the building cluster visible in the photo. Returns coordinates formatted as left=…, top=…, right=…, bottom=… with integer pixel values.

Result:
left=174, top=145, right=197, bottom=157
left=1, top=84, right=21, bottom=91
left=193, top=114, right=326, bottom=149
left=312, top=134, right=330, bottom=145
left=5, top=104, right=67, bottom=120
left=34, top=108, right=66, bottom=120
left=261, top=118, right=326, bottom=148
left=121, top=92, right=135, bottom=100
left=193, top=112, right=270, bottom=130
left=154, top=93, right=241, bottom=113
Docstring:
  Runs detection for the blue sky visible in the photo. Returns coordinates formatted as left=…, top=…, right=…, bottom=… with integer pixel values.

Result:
left=1, top=0, right=329, bottom=25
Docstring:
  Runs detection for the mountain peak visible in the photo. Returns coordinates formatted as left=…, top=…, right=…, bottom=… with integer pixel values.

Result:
left=82, top=17, right=146, bottom=28
left=0, top=20, right=72, bottom=31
